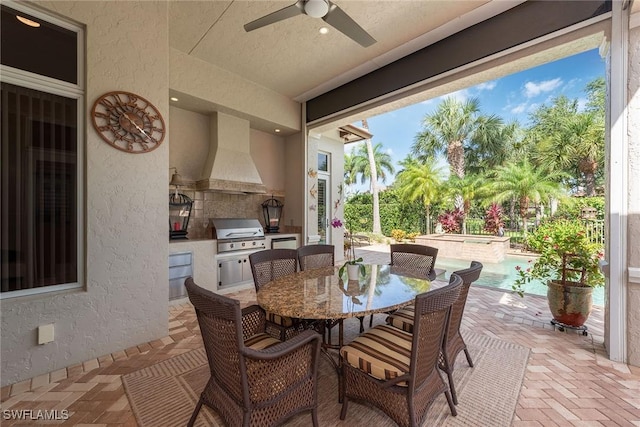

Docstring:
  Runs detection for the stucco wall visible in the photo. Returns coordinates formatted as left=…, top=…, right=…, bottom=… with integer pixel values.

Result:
left=0, top=1, right=169, bottom=386
left=250, top=129, right=286, bottom=194
left=626, top=24, right=640, bottom=366
left=318, top=130, right=346, bottom=262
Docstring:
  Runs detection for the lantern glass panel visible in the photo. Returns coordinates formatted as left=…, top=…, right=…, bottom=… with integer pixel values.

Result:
left=169, top=193, right=192, bottom=239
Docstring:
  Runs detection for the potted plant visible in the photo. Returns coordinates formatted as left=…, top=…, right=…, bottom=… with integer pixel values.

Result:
left=513, top=219, right=604, bottom=328
left=339, top=257, right=366, bottom=281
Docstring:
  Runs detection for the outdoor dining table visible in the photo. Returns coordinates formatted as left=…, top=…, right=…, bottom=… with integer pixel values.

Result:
left=256, top=263, right=448, bottom=401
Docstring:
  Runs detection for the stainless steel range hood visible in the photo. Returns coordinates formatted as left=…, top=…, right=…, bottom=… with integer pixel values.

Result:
left=196, top=112, right=266, bottom=194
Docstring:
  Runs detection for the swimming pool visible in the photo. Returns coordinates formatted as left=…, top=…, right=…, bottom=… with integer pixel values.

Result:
left=435, top=255, right=605, bottom=306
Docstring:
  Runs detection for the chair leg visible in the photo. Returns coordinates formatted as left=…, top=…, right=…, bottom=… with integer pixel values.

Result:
left=464, top=347, right=474, bottom=367
left=339, top=396, right=349, bottom=420
left=369, top=314, right=374, bottom=328
left=357, top=316, right=365, bottom=333
left=311, top=408, right=319, bottom=427
left=446, top=366, right=458, bottom=405
left=444, top=390, right=457, bottom=417
left=187, top=397, right=203, bottom=427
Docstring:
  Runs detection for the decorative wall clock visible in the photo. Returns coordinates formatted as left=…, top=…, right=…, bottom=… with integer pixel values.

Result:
left=91, top=91, right=165, bottom=153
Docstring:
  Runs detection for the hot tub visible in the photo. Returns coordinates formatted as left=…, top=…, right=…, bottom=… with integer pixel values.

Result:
left=414, top=234, right=511, bottom=263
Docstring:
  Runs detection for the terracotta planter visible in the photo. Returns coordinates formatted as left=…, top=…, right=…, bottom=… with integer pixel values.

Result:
left=546, top=280, right=593, bottom=327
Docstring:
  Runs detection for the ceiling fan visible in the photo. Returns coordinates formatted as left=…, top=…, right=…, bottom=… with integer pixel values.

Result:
left=244, top=0, right=376, bottom=47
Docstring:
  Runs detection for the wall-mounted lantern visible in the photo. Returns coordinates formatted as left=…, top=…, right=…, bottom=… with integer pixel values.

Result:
left=262, top=196, right=283, bottom=233
left=169, top=193, right=192, bottom=240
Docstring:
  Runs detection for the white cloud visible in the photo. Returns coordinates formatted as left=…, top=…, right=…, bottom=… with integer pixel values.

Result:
left=386, top=148, right=394, bottom=155
left=576, top=97, right=588, bottom=111
left=420, top=99, right=434, bottom=105
left=511, top=103, right=528, bottom=114
left=527, top=103, right=539, bottom=113
left=447, top=89, right=469, bottom=103
left=476, top=81, right=497, bottom=91
left=524, top=78, right=563, bottom=98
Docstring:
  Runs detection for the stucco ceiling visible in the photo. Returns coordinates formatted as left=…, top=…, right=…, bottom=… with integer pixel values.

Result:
left=168, top=1, right=518, bottom=102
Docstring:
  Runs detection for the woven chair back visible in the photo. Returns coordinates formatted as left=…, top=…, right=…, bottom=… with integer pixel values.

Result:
left=297, top=244, right=335, bottom=271
left=390, top=244, right=438, bottom=280
left=411, top=273, right=462, bottom=388
left=184, top=278, right=244, bottom=402
left=445, top=261, right=483, bottom=341
left=249, top=249, right=298, bottom=291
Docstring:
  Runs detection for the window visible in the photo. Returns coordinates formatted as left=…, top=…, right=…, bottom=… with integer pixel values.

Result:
left=1, top=2, right=84, bottom=298
left=318, top=152, right=329, bottom=172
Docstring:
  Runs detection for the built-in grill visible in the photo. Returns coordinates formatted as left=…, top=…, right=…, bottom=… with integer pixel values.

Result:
left=211, top=218, right=266, bottom=289
left=212, top=218, right=266, bottom=253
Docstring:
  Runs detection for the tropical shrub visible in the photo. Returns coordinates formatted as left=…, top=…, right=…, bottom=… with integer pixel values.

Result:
left=437, top=208, right=464, bottom=233
left=484, top=203, right=505, bottom=235
left=390, top=229, right=407, bottom=241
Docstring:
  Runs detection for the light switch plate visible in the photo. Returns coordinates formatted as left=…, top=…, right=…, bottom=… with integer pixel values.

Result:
left=38, top=324, right=55, bottom=344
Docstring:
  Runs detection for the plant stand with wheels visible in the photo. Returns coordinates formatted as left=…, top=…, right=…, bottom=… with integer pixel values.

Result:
left=550, top=319, right=588, bottom=336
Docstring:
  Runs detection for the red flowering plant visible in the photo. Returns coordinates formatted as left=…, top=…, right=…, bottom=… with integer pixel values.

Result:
left=437, top=208, right=465, bottom=233
left=513, top=219, right=604, bottom=297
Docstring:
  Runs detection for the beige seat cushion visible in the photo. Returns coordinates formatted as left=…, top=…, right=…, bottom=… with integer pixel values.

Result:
left=386, top=304, right=415, bottom=333
left=340, top=324, right=412, bottom=385
left=245, top=332, right=281, bottom=350
left=266, top=311, right=295, bottom=328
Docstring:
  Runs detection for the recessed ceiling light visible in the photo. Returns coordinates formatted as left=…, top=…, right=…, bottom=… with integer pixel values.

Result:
left=319, top=27, right=329, bottom=35
left=170, top=97, right=179, bottom=102
left=17, top=16, right=40, bottom=27
left=275, top=129, right=281, bottom=133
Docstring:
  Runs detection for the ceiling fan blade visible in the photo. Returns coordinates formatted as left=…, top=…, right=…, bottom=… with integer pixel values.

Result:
left=244, top=1, right=305, bottom=32
left=322, top=3, right=376, bottom=47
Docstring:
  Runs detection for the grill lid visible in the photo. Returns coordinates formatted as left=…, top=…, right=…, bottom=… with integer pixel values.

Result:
left=211, top=218, right=265, bottom=241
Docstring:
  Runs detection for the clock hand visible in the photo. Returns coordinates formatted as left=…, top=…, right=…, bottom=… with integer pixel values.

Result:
left=125, top=114, right=153, bottom=141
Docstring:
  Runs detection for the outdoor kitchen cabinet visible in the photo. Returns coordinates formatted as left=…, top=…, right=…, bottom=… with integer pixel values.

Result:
left=217, top=254, right=253, bottom=288
left=169, top=251, right=192, bottom=300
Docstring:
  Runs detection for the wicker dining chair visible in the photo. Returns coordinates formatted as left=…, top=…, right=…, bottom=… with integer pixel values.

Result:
left=386, top=261, right=484, bottom=405
left=249, top=249, right=301, bottom=340
left=185, top=278, right=322, bottom=427
left=390, top=243, right=439, bottom=280
left=339, top=274, right=463, bottom=427
left=364, top=243, right=440, bottom=329
left=297, top=244, right=335, bottom=271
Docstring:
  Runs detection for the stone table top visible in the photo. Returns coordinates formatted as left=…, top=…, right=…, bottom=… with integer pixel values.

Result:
left=256, top=264, right=447, bottom=320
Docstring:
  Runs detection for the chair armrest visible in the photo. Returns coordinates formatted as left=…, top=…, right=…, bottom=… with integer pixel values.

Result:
left=241, top=304, right=266, bottom=340
left=242, top=329, right=321, bottom=361
left=380, top=374, right=411, bottom=388
left=241, top=330, right=322, bottom=404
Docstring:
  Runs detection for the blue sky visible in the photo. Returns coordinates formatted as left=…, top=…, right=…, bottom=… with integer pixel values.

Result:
left=346, top=48, right=605, bottom=193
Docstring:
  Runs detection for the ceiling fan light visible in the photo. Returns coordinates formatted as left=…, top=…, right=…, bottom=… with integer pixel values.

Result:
left=304, top=0, right=329, bottom=18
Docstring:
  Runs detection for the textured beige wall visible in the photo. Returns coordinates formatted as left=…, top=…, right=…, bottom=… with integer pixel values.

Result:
left=251, top=129, right=286, bottom=194
left=170, top=49, right=300, bottom=131
left=0, top=1, right=169, bottom=386
left=284, top=133, right=305, bottom=231
left=626, top=24, right=640, bottom=366
left=169, top=106, right=209, bottom=183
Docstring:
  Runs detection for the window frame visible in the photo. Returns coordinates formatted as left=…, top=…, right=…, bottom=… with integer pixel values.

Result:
left=0, top=1, right=84, bottom=299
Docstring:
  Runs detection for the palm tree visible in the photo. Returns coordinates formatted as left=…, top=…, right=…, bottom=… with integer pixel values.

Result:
left=349, top=129, right=395, bottom=234
left=442, top=174, right=486, bottom=233
left=528, top=93, right=604, bottom=196
left=395, top=159, right=443, bottom=234
left=485, top=160, right=566, bottom=235
left=344, top=151, right=358, bottom=187
left=412, top=96, right=503, bottom=179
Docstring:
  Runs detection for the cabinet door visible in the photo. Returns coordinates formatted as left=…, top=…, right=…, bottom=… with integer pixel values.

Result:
left=218, top=258, right=244, bottom=287
left=241, top=257, right=252, bottom=282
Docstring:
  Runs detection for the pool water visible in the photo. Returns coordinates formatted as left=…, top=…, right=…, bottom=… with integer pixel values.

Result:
left=435, top=256, right=605, bottom=306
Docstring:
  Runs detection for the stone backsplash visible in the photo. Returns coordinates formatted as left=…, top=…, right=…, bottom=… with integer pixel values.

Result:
left=169, top=191, right=299, bottom=240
